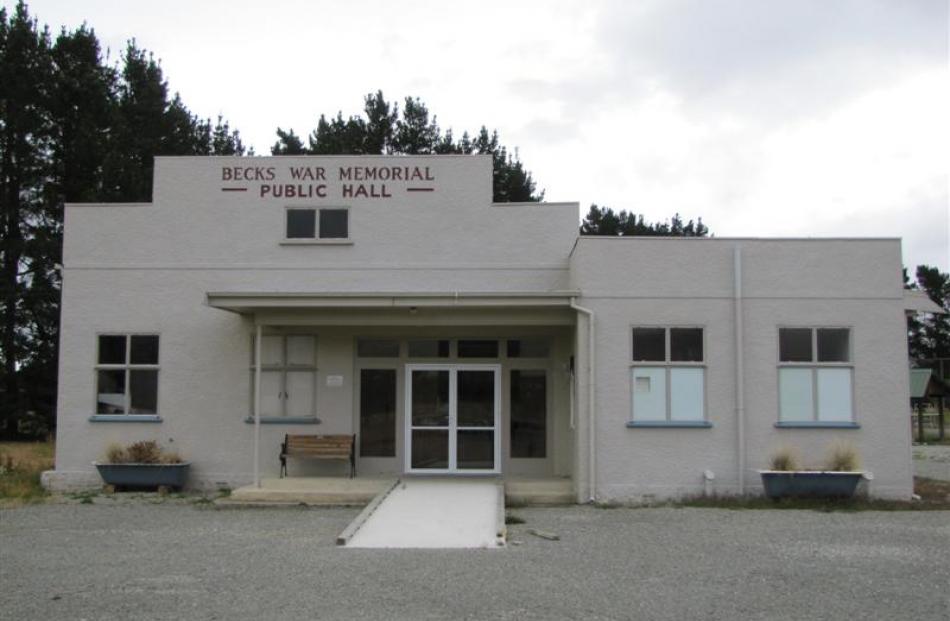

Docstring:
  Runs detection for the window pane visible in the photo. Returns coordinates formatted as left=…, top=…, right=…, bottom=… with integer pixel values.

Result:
left=319, top=209, right=348, bottom=239
left=260, top=335, right=284, bottom=366
left=817, top=368, right=852, bottom=422
left=286, top=208, right=316, bottom=238
left=259, top=371, right=282, bottom=417
left=507, top=338, right=550, bottom=358
left=457, top=430, right=494, bottom=470
left=632, top=367, right=666, bottom=421
left=670, top=368, right=704, bottom=421
left=779, top=368, right=813, bottom=421
left=360, top=369, right=396, bottom=457
left=632, top=328, right=665, bottom=362
left=511, top=370, right=546, bottom=458
left=97, top=369, right=126, bottom=414
left=411, top=370, right=449, bottom=426
left=670, top=329, right=703, bottom=362
left=129, top=335, right=159, bottom=365
left=457, top=370, right=494, bottom=427
left=357, top=339, right=400, bottom=357
left=129, top=370, right=158, bottom=414
left=817, top=329, right=850, bottom=363
left=457, top=340, right=498, bottom=358
left=285, top=371, right=314, bottom=417
left=407, top=339, right=449, bottom=358
left=779, top=328, right=812, bottom=362
left=286, top=336, right=315, bottom=366
left=411, top=429, right=448, bottom=469
left=98, top=335, right=126, bottom=364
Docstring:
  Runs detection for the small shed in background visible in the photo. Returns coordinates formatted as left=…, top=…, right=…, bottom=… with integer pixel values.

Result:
left=910, top=368, right=947, bottom=442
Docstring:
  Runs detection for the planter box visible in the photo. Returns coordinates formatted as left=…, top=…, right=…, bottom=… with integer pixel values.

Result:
left=759, top=471, right=863, bottom=499
left=94, top=462, right=190, bottom=490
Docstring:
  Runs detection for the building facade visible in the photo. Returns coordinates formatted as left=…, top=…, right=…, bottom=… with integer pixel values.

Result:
left=45, top=155, right=915, bottom=501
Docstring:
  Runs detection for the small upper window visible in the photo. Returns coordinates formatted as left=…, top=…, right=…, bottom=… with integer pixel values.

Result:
left=632, top=327, right=703, bottom=363
left=817, top=328, right=850, bottom=362
left=286, top=209, right=316, bottom=238
left=779, top=328, right=850, bottom=363
left=285, top=208, right=348, bottom=240
left=632, top=328, right=665, bottom=362
left=458, top=340, right=499, bottom=358
left=319, top=209, right=348, bottom=238
left=357, top=339, right=400, bottom=358
left=779, top=328, right=812, bottom=362
left=507, top=338, right=550, bottom=358
left=408, top=340, right=450, bottom=358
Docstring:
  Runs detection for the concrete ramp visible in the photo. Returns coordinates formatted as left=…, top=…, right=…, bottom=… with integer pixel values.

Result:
left=340, top=478, right=505, bottom=549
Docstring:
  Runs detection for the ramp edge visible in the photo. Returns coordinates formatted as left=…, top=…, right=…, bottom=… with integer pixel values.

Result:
left=336, top=478, right=401, bottom=546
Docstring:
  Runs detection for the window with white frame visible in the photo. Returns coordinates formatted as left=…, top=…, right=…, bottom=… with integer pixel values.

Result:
left=778, top=327, right=853, bottom=423
left=630, top=327, right=705, bottom=423
left=251, top=335, right=318, bottom=419
left=96, top=334, right=159, bottom=415
left=285, top=207, right=348, bottom=240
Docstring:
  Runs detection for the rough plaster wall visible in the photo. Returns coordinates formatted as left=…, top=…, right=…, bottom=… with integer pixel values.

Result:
left=54, top=155, right=582, bottom=490
left=66, top=155, right=579, bottom=272
left=569, top=237, right=912, bottom=501
left=53, top=266, right=577, bottom=489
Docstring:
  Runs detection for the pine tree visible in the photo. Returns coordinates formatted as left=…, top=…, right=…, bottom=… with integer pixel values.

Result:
left=272, top=92, right=542, bottom=202
left=0, top=2, right=55, bottom=437
left=580, top=204, right=709, bottom=237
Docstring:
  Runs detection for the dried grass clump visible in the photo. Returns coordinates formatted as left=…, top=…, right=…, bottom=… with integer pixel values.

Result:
left=104, top=440, right=181, bottom=464
left=769, top=447, right=801, bottom=471
left=125, top=440, right=163, bottom=464
left=160, top=450, right=183, bottom=465
left=104, top=443, right=128, bottom=464
left=825, top=442, right=860, bottom=472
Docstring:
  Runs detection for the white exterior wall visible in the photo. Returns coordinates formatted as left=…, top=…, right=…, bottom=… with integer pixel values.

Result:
left=570, top=237, right=913, bottom=501
left=50, top=155, right=579, bottom=491
left=50, top=154, right=914, bottom=501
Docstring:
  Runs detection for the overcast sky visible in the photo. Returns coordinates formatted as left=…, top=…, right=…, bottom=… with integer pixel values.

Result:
left=19, top=0, right=950, bottom=271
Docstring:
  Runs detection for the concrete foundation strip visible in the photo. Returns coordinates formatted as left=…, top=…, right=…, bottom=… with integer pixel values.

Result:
left=336, top=478, right=401, bottom=546
left=496, top=481, right=507, bottom=546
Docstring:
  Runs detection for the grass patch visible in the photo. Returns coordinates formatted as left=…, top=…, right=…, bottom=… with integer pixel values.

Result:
left=0, top=441, right=53, bottom=505
left=678, top=477, right=950, bottom=512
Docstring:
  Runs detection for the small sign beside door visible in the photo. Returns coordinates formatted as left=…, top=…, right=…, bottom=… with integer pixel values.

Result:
left=326, top=374, right=344, bottom=387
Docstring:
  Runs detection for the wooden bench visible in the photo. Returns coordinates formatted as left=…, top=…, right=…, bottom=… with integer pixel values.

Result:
left=279, top=434, right=356, bottom=478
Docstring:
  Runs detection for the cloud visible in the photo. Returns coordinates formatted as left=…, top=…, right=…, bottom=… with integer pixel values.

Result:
left=596, top=0, right=947, bottom=115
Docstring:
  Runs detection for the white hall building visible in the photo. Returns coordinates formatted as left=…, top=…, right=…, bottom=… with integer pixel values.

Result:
left=45, top=154, right=917, bottom=502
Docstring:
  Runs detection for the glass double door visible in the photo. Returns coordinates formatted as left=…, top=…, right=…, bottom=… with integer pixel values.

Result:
left=405, top=364, right=501, bottom=474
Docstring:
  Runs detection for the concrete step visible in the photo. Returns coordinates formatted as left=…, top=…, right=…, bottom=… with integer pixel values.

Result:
left=505, top=478, right=574, bottom=506
left=228, top=477, right=395, bottom=506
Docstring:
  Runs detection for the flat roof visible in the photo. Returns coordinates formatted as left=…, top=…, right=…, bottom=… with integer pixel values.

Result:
left=207, top=290, right=582, bottom=314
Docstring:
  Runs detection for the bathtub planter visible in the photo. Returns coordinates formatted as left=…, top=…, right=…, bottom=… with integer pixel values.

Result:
left=759, top=470, right=864, bottom=499
left=94, top=462, right=190, bottom=490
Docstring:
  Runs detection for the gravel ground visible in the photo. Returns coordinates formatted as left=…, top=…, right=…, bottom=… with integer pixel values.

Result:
left=914, top=445, right=950, bottom=481
left=2, top=500, right=949, bottom=621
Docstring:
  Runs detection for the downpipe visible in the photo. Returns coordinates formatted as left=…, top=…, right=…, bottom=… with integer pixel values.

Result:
left=570, top=297, right=596, bottom=504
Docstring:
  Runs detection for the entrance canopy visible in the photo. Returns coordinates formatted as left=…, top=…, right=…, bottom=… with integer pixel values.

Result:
left=207, top=290, right=582, bottom=315
left=206, top=290, right=582, bottom=488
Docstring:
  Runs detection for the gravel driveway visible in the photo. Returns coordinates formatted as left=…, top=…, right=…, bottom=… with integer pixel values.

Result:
left=914, top=445, right=950, bottom=481
left=2, top=501, right=948, bottom=621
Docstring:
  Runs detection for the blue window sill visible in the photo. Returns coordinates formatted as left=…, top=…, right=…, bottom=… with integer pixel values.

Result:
left=243, top=417, right=322, bottom=425
left=626, top=421, right=713, bottom=428
left=89, top=415, right=162, bottom=423
left=775, top=421, right=860, bottom=429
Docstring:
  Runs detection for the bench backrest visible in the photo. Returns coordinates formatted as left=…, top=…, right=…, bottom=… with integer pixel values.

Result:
left=285, top=434, right=354, bottom=457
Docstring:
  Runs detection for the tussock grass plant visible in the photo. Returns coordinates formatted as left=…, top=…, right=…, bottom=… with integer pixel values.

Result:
left=824, top=442, right=860, bottom=472
left=103, top=440, right=182, bottom=464
left=769, top=447, right=801, bottom=471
